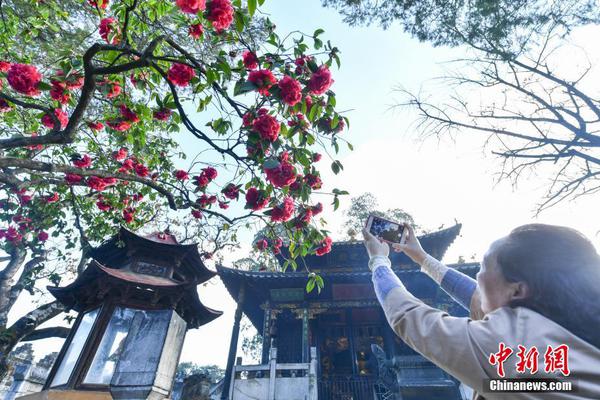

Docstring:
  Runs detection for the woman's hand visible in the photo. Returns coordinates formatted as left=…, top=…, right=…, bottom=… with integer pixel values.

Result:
left=362, top=228, right=389, bottom=258
left=392, top=223, right=427, bottom=265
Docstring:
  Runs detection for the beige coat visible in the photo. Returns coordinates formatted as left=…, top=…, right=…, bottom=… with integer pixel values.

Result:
left=382, top=285, right=600, bottom=399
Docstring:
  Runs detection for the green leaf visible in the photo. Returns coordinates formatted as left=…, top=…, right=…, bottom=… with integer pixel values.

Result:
left=306, top=277, right=315, bottom=293
left=313, top=28, right=325, bottom=37
left=234, top=80, right=257, bottom=96
left=263, top=158, right=280, bottom=169
left=37, top=81, right=52, bottom=91
left=248, top=0, right=257, bottom=16
left=331, top=160, right=343, bottom=175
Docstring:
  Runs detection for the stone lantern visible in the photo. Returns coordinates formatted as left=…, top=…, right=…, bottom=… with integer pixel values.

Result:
left=19, top=228, right=221, bottom=400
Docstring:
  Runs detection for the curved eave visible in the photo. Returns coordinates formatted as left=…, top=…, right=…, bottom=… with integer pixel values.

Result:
left=217, top=262, right=479, bottom=332
left=90, top=227, right=215, bottom=284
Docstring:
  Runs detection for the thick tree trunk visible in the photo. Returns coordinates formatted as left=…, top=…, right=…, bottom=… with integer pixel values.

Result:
left=0, top=301, right=65, bottom=381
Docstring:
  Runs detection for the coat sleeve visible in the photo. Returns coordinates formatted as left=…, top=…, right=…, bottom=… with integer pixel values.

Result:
left=372, top=263, right=517, bottom=392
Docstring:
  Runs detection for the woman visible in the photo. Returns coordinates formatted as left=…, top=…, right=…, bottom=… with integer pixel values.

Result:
left=364, top=223, right=600, bottom=399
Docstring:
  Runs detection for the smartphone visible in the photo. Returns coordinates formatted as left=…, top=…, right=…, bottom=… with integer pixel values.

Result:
left=365, top=214, right=405, bottom=244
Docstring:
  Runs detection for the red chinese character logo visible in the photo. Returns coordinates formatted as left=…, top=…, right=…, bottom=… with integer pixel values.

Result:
left=516, top=345, right=539, bottom=374
left=544, top=345, right=570, bottom=376
left=489, top=342, right=513, bottom=377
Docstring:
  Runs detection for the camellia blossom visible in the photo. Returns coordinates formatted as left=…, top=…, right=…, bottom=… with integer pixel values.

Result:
left=153, top=108, right=172, bottom=121
left=312, top=202, right=323, bottom=216
left=88, top=0, right=109, bottom=9
left=278, top=76, right=302, bottom=106
left=191, top=209, right=203, bottom=219
left=87, top=176, right=109, bottom=191
left=73, top=155, right=92, bottom=168
left=50, top=80, right=70, bottom=104
left=96, top=200, right=111, bottom=211
left=41, top=108, right=68, bottom=129
left=245, top=187, right=270, bottom=211
left=176, top=0, right=205, bottom=14
left=222, top=183, right=240, bottom=200
left=248, top=69, right=277, bottom=96
left=37, top=231, right=49, bottom=242
left=206, top=0, right=234, bottom=32
left=113, top=147, right=128, bottom=161
left=255, top=239, right=268, bottom=251
left=99, top=80, right=121, bottom=98
left=65, top=173, right=83, bottom=185
left=123, top=207, right=135, bottom=223
left=119, top=104, right=140, bottom=123
left=315, top=236, right=333, bottom=256
left=265, top=160, right=296, bottom=188
left=7, top=64, right=41, bottom=96
left=99, top=17, right=120, bottom=44
left=175, top=169, right=189, bottom=181
left=189, top=23, right=204, bottom=39
left=308, top=65, right=333, bottom=95
left=0, top=61, right=10, bottom=72
left=106, top=119, right=131, bottom=131
left=0, top=99, right=11, bottom=112
left=252, top=113, right=280, bottom=142
left=168, top=63, right=195, bottom=87
left=88, top=121, right=104, bottom=131
left=270, top=196, right=294, bottom=222
left=242, top=51, right=259, bottom=70
left=304, top=173, right=322, bottom=189
left=46, top=192, right=60, bottom=203
left=134, top=163, right=149, bottom=177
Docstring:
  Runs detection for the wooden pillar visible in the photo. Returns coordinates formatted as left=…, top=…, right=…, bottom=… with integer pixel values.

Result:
left=301, top=307, right=309, bottom=363
left=221, top=285, right=245, bottom=400
left=261, top=302, right=271, bottom=364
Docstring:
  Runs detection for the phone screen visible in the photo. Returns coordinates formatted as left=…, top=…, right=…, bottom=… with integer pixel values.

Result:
left=368, top=215, right=405, bottom=244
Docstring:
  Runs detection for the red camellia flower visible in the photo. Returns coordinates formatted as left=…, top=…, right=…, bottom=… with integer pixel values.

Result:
left=206, top=0, right=234, bottom=32
left=113, top=147, right=128, bottom=161
left=248, top=69, right=276, bottom=96
left=176, top=0, right=205, bottom=14
left=168, top=63, right=195, bottom=87
left=270, top=196, right=294, bottom=222
left=99, top=17, right=120, bottom=44
left=96, top=200, right=111, bottom=211
left=312, top=153, right=322, bottom=162
left=56, top=70, right=84, bottom=90
left=7, top=64, right=41, bottom=96
left=195, top=174, right=209, bottom=188
left=119, top=158, right=135, bottom=173
left=278, top=76, right=302, bottom=106
left=46, top=192, right=59, bottom=203
left=253, top=113, right=280, bottom=142
left=308, top=65, right=334, bottom=95
left=197, top=194, right=217, bottom=208
left=65, top=173, right=83, bottom=184
left=202, top=166, right=218, bottom=180
left=153, top=108, right=172, bottom=121
left=88, top=0, right=109, bottom=9
left=245, top=187, right=270, bottom=211
left=99, top=79, right=122, bottom=98
left=315, top=236, right=333, bottom=256
left=255, top=239, right=268, bottom=251
left=87, top=176, right=109, bottom=191
left=37, top=231, right=49, bottom=242
left=242, top=51, right=259, bottom=70
left=218, top=200, right=229, bottom=209
left=41, top=108, right=68, bottom=129
left=191, top=209, right=203, bottom=219
left=73, top=154, right=92, bottom=168
left=119, top=104, right=140, bottom=123
left=242, top=112, right=254, bottom=127
left=107, top=119, right=131, bottom=131
left=222, top=183, right=240, bottom=200
left=175, top=169, right=189, bottom=181
left=304, top=173, right=322, bottom=189
left=134, top=163, right=149, bottom=177
left=50, top=80, right=70, bottom=104
left=0, top=61, right=10, bottom=72
left=123, top=207, right=135, bottom=223
left=189, top=23, right=204, bottom=38
left=88, top=121, right=104, bottom=131
left=265, top=160, right=296, bottom=188
left=294, top=208, right=313, bottom=229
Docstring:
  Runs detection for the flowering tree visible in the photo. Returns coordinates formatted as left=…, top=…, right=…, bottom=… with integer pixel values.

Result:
left=0, top=0, right=349, bottom=376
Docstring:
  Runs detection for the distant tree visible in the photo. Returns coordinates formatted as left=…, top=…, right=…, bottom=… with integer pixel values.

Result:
left=343, top=192, right=417, bottom=240
left=176, top=362, right=224, bottom=383
left=240, top=315, right=262, bottom=364
left=321, top=0, right=600, bottom=55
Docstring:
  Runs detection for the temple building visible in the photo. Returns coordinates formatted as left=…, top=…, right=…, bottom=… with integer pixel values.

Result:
left=217, top=224, right=479, bottom=400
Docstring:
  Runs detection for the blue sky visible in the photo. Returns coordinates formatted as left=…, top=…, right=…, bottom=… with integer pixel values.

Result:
left=11, top=0, right=600, bottom=370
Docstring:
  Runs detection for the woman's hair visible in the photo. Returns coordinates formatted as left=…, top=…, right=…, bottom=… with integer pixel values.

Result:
left=495, top=223, right=600, bottom=349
